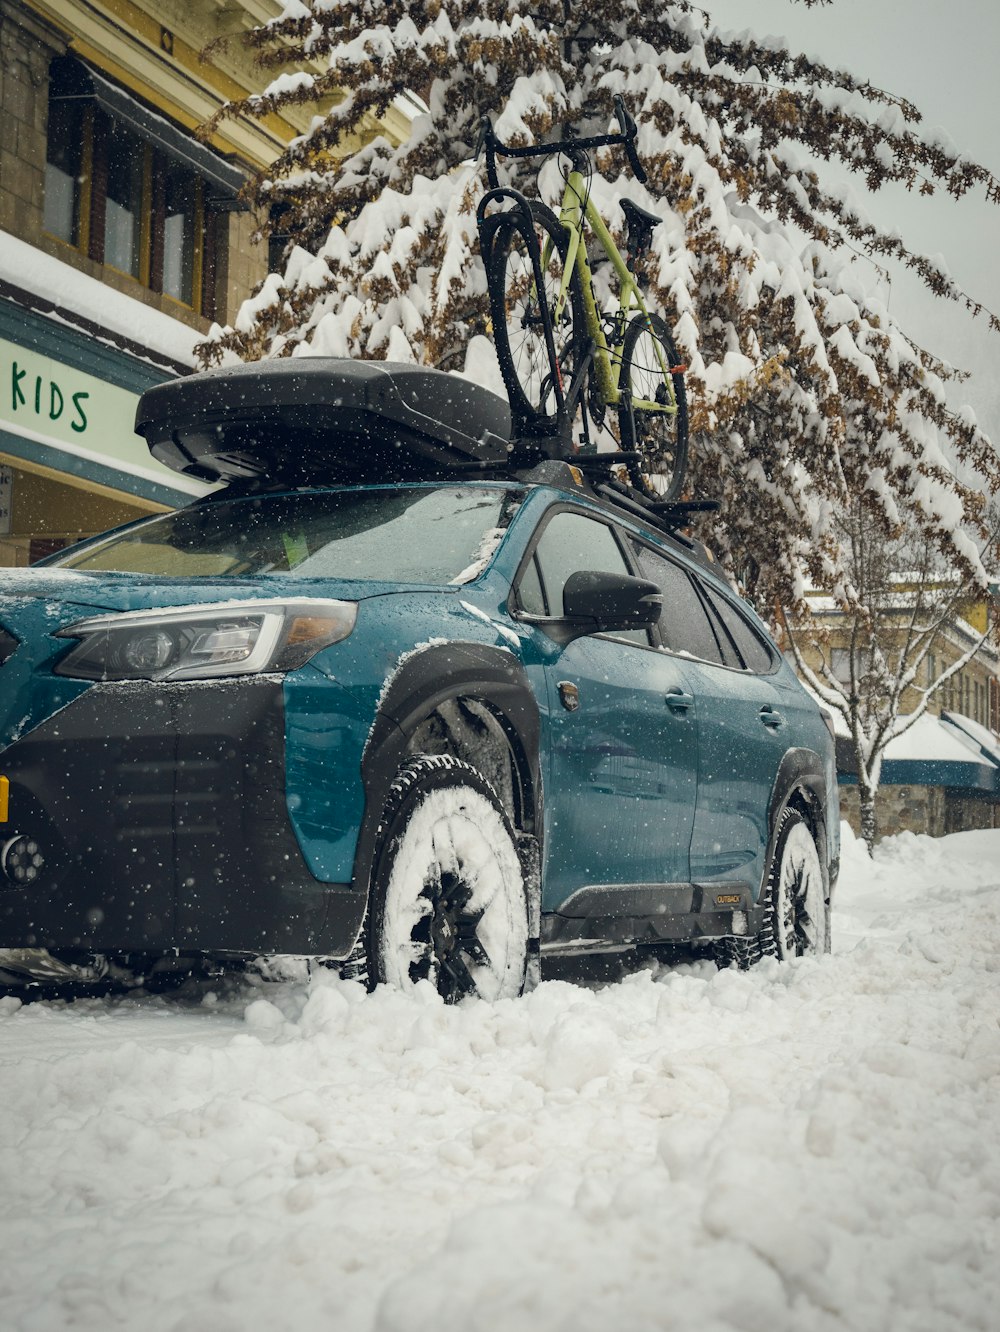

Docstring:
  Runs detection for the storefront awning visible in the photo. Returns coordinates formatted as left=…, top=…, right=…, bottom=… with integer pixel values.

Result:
left=838, top=712, right=1000, bottom=797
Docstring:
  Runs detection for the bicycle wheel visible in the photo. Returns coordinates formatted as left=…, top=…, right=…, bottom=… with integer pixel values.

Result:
left=618, top=312, right=689, bottom=502
left=487, top=202, right=584, bottom=428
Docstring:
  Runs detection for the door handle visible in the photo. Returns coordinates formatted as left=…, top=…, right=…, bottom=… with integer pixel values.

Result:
left=759, top=706, right=785, bottom=729
left=665, top=689, right=694, bottom=714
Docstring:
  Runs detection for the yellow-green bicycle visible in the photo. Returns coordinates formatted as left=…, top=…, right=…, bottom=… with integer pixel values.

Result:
left=476, top=95, right=689, bottom=503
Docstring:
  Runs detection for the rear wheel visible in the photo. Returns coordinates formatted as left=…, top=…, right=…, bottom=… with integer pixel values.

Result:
left=487, top=203, right=584, bottom=428
left=618, top=311, right=688, bottom=502
left=715, top=807, right=830, bottom=970
left=367, top=755, right=530, bottom=1002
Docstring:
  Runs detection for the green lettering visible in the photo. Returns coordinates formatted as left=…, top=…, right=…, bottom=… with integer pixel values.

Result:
left=49, top=381, right=64, bottom=421
left=70, top=390, right=89, bottom=434
left=11, top=363, right=25, bottom=410
left=34, top=375, right=41, bottom=414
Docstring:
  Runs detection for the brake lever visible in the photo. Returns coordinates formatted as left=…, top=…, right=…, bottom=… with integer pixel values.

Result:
left=612, top=93, right=647, bottom=184
left=477, top=114, right=502, bottom=190
left=474, top=115, right=491, bottom=160
left=612, top=93, right=634, bottom=139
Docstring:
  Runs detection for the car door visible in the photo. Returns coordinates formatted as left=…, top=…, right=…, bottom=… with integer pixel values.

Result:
left=631, top=542, right=786, bottom=896
left=513, top=507, right=699, bottom=911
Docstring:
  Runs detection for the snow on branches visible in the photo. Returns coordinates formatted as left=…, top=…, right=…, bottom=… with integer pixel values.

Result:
left=198, top=0, right=1000, bottom=611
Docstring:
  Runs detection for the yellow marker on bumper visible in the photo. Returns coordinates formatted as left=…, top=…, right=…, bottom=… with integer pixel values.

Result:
left=0, top=776, right=8, bottom=823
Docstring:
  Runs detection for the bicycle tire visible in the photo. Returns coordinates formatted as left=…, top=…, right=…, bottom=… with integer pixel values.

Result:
left=618, top=312, right=689, bottom=502
left=486, top=202, right=585, bottom=428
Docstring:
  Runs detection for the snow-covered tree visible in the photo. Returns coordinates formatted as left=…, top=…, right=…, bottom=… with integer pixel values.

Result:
left=782, top=500, right=998, bottom=848
left=198, top=0, right=1000, bottom=615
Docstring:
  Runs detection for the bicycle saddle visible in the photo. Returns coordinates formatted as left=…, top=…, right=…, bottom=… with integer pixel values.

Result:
left=620, top=198, right=662, bottom=230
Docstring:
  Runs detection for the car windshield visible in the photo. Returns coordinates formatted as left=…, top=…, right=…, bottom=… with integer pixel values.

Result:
left=50, top=486, right=519, bottom=584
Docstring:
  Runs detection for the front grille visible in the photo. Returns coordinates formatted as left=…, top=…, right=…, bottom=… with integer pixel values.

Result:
left=0, top=626, right=17, bottom=667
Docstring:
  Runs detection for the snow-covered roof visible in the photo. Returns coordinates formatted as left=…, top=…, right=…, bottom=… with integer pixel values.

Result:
left=0, top=230, right=200, bottom=371
left=940, top=711, right=1000, bottom=766
left=882, top=713, right=988, bottom=765
left=800, top=669, right=1000, bottom=782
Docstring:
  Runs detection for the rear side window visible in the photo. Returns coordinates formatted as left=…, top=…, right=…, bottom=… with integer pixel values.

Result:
left=700, top=583, right=775, bottom=673
left=633, top=544, right=726, bottom=664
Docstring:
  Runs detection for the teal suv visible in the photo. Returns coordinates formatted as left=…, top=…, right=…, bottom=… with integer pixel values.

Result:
left=0, top=361, right=838, bottom=997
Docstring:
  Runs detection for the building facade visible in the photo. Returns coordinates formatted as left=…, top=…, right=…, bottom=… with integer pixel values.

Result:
left=793, top=594, right=1000, bottom=838
left=0, top=0, right=408, bottom=564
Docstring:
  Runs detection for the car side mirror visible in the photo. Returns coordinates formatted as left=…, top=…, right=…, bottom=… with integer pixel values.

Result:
left=562, top=570, right=662, bottom=634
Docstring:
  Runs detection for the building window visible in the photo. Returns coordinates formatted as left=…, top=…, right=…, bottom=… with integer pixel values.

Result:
left=162, top=162, right=198, bottom=304
left=42, top=97, right=83, bottom=245
left=42, top=60, right=230, bottom=319
left=102, top=120, right=146, bottom=279
left=830, top=648, right=852, bottom=684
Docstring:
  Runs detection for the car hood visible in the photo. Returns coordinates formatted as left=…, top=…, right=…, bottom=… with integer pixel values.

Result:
left=0, top=566, right=399, bottom=616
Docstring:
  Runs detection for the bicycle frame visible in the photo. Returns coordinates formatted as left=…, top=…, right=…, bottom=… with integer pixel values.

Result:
left=547, top=171, right=678, bottom=418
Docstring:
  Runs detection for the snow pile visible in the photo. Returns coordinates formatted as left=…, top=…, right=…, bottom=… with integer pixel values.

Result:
left=1, top=825, right=998, bottom=1331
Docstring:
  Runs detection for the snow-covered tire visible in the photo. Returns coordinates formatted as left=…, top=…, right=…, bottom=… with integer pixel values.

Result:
left=366, top=755, right=532, bottom=1002
left=715, top=807, right=830, bottom=970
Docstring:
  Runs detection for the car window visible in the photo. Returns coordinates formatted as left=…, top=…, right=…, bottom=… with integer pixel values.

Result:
left=633, top=543, right=725, bottom=664
left=691, top=585, right=742, bottom=669
left=700, top=583, right=775, bottom=673
left=50, top=486, right=518, bottom=585
left=520, top=510, right=649, bottom=644
left=517, top=554, right=546, bottom=615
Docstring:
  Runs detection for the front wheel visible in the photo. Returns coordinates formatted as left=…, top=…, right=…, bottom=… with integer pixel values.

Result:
left=617, top=312, right=689, bottom=502
left=367, top=755, right=531, bottom=1002
left=487, top=203, right=584, bottom=429
left=714, top=807, right=830, bottom=970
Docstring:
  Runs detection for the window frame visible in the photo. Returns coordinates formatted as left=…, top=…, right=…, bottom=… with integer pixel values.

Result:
left=697, top=578, right=778, bottom=675
left=43, top=74, right=215, bottom=317
left=508, top=504, right=657, bottom=649
left=630, top=536, right=779, bottom=674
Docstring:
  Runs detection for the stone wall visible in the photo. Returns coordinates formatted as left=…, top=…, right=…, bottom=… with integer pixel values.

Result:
left=0, top=0, right=63, bottom=242
left=945, top=796, right=1000, bottom=835
left=839, top=782, right=998, bottom=840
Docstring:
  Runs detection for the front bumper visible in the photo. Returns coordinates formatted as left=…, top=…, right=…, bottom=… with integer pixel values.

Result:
left=0, top=677, right=365, bottom=957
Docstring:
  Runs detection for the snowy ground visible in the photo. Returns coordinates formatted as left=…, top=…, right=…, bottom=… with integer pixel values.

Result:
left=1, top=825, right=998, bottom=1332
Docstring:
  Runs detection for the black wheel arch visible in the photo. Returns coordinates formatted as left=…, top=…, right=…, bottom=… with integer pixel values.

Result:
left=352, top=641, right=541, bottom=901
left=764, top=747, right=836, bottom=901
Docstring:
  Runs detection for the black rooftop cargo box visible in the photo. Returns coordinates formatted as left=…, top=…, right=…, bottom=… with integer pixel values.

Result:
left=135, top=358, right=513, bottom=485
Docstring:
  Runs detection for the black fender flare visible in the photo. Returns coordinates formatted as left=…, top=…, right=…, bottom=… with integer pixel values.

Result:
left=764, top=747, right=835, bottom=898
left=352, top=640, right=541, bottom=899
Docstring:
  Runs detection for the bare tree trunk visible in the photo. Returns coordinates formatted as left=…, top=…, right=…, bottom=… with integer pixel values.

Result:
left=858, top=789, right=878, bottom=854
left=854, top=736, right=883, bottom=855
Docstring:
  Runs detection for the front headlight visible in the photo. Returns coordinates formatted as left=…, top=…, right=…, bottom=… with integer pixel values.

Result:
left=53, top=598, right=357, bottom=682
